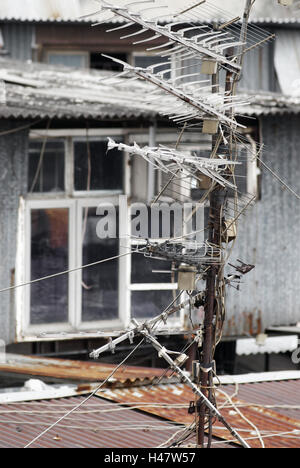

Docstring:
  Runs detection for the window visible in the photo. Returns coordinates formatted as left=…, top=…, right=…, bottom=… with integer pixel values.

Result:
left=128, top=200, right=181, bottom=322
left=80, top=206, right=119, bottom=322
left=20, top=129, right=195, bottom=338
left=131, top=290, right=177, bottom=319
left=74, top=139, right=123, bottom=192
left=30, top=207, right=69, bottom=324
left=131, top=254, right=173, bottom=284
left=28, top=136, right=124, bottom=195
left=28, top=140, right=65, bottom=193
left=45, top=50, right=128, bottom=72
left=24, top=199, right=76, bottom=334
left=90, top=53, right=127, bottom=71
left=46, top=51, right=89, bottom=68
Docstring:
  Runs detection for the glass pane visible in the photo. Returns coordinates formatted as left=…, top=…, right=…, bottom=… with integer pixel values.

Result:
left=131, top=251, right=174, bottom=284
left=28, top=140, right=65, bottom=193
left=131, top=290, right=178, bottom=319
left=74, top=140, right=123, bottom=192
left=81, top=207, right=119, bottom=322
left=90, top=52, right=127, bottom=71
left=30, top=208, right=69, bottom=324
left=48, top=53, right=87, bottom=68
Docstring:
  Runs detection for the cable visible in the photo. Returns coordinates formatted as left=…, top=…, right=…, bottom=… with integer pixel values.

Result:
left=0, top=119, right=45, bottom=137
left=210, top=429, right=300, bottom=447
left=216, top=386, right=265, bottom=449
left=29, top=119, right=52, bottom=193
left=0, top=250, right=139, bottom=295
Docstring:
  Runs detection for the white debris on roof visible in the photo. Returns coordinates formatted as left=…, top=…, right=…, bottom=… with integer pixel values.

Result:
left=0, top=57, right=159, bottom=119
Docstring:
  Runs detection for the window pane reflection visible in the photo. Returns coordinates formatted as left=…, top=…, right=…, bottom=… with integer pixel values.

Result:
left=131, top=290, right=178, bottom=319
left=81, top=207, right=119, bottom=322
left=28, top=140, right=65, bottom=193
left=131, top=251, right=173, bottom=284
left=30, top=208, right=69, bottom=324
left=74, top=140, right=123, bottom=192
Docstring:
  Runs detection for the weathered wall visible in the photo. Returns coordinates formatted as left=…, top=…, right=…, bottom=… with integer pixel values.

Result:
left=225, top=114, right=300, bottom=336
left=1, top=23, right=34, bottom=61
left=0, top=121, right=29, bottom=344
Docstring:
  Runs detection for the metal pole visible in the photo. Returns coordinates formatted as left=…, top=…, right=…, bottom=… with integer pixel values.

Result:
left=197, top=1, right=254, bottom=446
left=142, top=330, right=250, bottom=448
left=197, top=71, right=221, bottom=449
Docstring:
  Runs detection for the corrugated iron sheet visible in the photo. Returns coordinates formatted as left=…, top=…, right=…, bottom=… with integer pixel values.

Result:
left=97, top=380, right=300, bottom=448
left=225, top=113, right=300, bottom=335
left=1, top=23, right=34, bottom=61
left=222, top=380, right=300, bottom=421
left=0, top=57, right=300, bottom=122
left=0, top=372, right=299, bottom=448
left=0, top=58, right=157, bottom=121
left=0, top=354, right=174, bottom=386
left=0, top=396, right=181, bottom=448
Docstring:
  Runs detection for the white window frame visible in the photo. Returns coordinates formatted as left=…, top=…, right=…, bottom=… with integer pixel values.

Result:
left=76, top=196, right=125, bottom=331
left=22, top=198, right=77, bottom=336
left=20, top=127, right=252, bottom=339
left=17, top=129, right=131, bottom=339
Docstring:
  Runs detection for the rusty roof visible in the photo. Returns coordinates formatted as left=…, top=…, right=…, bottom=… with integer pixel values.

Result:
left=0, top=354, right=174, bottom=386
left=0, top=395, right=179, bottom=448
left=222, top=379, right=300, bottom=422
left=97, top=380, right=300, bottom=448
left=0, top=394, right=232, bottom=448
left=1, top=363, right=300, bottom=448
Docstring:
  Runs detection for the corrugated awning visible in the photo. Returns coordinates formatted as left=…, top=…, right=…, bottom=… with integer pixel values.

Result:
left=0, top=58, right=300, bottom=121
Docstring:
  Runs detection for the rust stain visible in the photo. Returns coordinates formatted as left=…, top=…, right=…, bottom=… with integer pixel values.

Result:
left=76, top=383, right=93, bottom=393
left=97, top=381, right=300, bottom=448
left=247, top=312, right=254, bottom=336
left=256, top=310, right=263, bottom=335
left=0, top=355, right=173, bottom=385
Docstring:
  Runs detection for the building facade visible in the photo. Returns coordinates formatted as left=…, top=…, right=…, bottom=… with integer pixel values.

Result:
left=0, top=11, right=299, bottom=364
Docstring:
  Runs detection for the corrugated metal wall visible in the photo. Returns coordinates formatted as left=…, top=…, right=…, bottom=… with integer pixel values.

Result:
left=239, top=42, right=278, bottom=93
left=0, top=20, right=281, bottom=94
left=0, top=121, right=29, bottom=344
left=1, top=23, right=34, bottom=61
left=225, top=115, right=300, bottom=336
left=182, top=41, right=277, bottom=93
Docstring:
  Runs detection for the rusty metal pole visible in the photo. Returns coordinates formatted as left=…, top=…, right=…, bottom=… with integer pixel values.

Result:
left=197, top=1, right=254, bottom=447
left=197, top=70, right=221, bottom=448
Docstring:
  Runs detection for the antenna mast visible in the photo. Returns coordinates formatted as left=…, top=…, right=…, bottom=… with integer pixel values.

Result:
left=89, top=0, right=272, bottom=448
left=197, top=0, right=255, bottom=448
